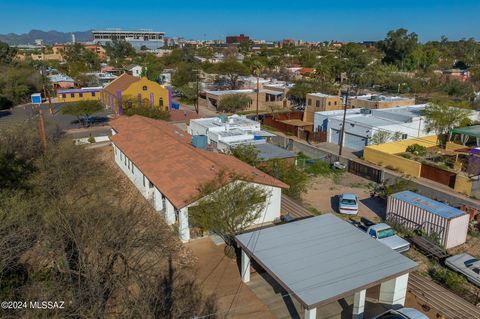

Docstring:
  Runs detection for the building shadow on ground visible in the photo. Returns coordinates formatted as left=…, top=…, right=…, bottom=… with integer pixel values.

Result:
left=360, top=197, right=386, bottom=219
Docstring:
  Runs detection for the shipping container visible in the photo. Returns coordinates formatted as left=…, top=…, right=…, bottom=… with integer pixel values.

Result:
left=387, top=191, right=469, bottom=249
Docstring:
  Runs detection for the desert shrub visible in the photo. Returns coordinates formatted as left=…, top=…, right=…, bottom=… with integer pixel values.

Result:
left=428, top=265, right=467, bottom=294
left=406, top=143, right=427, bottom=156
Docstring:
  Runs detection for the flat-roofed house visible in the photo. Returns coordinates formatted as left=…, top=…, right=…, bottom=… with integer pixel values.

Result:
left=304, top=93, right=343, bottom=123
left=204, top=89, right=289, bottom=112
left=110, top=115, right=288, bottom=242
left=348, top=95, right=415, bottom=109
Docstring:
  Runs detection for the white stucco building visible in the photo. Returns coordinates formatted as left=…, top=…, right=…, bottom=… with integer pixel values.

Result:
left=188, top=115, right=275, bottom=152
left=314, top=104, right=480, bottom=151
left=126, top=65, right=143, bottom=77
left=110, top=115, right=287, bottom=242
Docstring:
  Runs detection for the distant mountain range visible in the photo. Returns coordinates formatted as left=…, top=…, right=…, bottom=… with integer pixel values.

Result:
left=0, top=30, right=93, bottom=45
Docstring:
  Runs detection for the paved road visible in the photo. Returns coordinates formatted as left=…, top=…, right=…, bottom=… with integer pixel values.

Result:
left=0, top=103, right=113, bottom=137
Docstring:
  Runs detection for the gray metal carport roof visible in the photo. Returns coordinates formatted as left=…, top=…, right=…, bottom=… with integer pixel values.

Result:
left=235, top=214, right=417, bottom=310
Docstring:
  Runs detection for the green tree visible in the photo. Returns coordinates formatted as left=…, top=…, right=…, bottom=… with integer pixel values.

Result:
left=370, top=131, right=393, bottom=145
left=63, top=43, right=100, bottom=77
left=217, top=94, right=252, bottom=113
left=261, top=160, right=307, bottom=200
left=215, top=59, right=249, bottom=89
left=378, top=28, right=418, bottom=69
left=422, top=103, right=472, bottom=148
left=171, top=62, right=197, bottom=88
left=0, top=65, right=42, bottom=105
left=442, top=80, right=475, bottom=100
left=123, top=106, right=170, bottom=121
left=188, top=171, right=269, bottom=246
left=138, top=53, right=164, bottom=81
left=405, top=46, right=440, bottom=72
left=0, top=41, right=16, bottom=64
left=230, top=144, right=260, bottom=167
left=104, top=40, right=136, bottom=65
left=178, top=83, right=197, bottom=105
left=61, top=100, right=103, bottom=126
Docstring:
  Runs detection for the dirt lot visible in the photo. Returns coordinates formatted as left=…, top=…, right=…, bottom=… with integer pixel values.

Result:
left=301, top=172, right=386, bottom=222
left=187, top=238, right=276, bottom=319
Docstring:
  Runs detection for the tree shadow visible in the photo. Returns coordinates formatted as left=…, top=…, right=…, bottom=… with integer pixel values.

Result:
left=0, top=110, right=12, bottom=118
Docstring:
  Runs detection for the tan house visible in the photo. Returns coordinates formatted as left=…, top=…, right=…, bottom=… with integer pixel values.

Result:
left=204, top=89, right=290, bottom=111
left=304, top=93, right=343, bottom=123
left=348, top=95, right=415, bottom=109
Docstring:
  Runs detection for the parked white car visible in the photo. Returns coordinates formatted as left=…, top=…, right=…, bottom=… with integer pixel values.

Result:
left=445, top=253, right=480, bottom=287
left=338, top=193, right=359, bottom=215
left=373, top=308, right=429, bottom=319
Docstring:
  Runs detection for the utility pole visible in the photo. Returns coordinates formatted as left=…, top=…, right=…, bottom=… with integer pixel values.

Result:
left=195, top=69, right=199, bottom=114
left=40, top=66, right=53, bottom=115
left=38, top=109, right=47, bottom=153
left=338, top=87, right=350, bottom=156
left=256, top=68, right=260, bottom=121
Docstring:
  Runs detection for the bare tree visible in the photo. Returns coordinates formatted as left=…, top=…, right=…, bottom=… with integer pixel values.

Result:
left=0, top=123, right=216, bottom=318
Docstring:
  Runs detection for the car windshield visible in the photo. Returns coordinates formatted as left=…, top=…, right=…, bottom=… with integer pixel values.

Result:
left=377, top=228, right=395, bottom=239
left=341, top=198, right=356, bottom=205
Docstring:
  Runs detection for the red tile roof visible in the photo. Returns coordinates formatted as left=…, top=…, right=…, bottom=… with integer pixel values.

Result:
left=110, top=115, right=288, bottom=209
left=104, top=73, right=140, bottom=95
left=168, top=109, right=202, bottom=123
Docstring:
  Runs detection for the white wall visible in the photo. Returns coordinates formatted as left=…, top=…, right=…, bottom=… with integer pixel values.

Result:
left=113, top=143, right=282, bottom=241
left=113, top=143, right=149, bottom=198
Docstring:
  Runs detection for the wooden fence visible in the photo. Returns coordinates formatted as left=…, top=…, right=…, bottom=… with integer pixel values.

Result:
left=420, top=163, right=457, bottom=188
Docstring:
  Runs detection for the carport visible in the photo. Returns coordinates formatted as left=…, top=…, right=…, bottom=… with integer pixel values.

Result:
left=235, top=214, right=417, bottom=319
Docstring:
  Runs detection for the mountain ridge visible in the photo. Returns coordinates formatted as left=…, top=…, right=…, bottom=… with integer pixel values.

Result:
left=0, top=29, right=93, bottom=44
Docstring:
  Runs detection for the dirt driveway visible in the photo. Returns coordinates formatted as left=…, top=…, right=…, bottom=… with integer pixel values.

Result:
left=186, top=238, right=276, bottom=319
left=301, top=172, right=386, bottom=222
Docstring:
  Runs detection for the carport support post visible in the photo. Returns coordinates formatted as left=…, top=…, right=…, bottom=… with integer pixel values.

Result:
left=304, top=308, right=316, bottom=319
left=241, top=249, right=250, bottom=283
left=352, top=289, right=366, bottom=319
left=379, top=273, right=409, bottom=306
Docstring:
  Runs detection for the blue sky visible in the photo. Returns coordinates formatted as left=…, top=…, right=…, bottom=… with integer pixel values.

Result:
left=0, top=0, right=478, bottom=41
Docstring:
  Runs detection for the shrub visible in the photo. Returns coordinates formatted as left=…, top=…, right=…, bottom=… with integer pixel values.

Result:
left=0, top=95, right=13, bottom=110
left=88, top=136, right=96, bottom=144
left=428, top=265, right=467, bottom=294
left=406, top=144, right=427, bottom=156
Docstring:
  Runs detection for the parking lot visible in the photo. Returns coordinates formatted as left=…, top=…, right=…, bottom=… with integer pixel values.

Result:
left=0, top=103, right=113, bottom=138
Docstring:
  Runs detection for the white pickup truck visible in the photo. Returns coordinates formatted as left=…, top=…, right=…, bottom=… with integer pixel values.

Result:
left=357, top=218, right=410, bottom=253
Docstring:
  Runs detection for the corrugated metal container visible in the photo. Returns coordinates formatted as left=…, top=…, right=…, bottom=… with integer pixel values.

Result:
left=387, top=191, right=469, bottom=249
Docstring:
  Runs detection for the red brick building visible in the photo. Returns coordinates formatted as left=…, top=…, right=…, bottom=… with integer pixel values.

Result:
left=226, top=34, right=250, bottom=44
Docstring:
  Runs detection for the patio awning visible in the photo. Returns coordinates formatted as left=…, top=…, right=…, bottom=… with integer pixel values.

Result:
left=451, top=125, right=480, bottom=138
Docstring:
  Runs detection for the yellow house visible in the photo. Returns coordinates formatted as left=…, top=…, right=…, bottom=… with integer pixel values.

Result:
left=103, top=73, right=171, bottom=114
left=57, top=87, right=103, bottom=103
